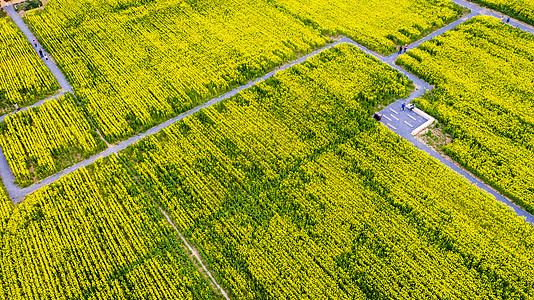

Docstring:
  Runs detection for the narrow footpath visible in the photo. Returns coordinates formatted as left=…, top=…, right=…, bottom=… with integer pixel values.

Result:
left=159, top=207, right=230, bottom=300
left=1, top=1, right=533, bottom=226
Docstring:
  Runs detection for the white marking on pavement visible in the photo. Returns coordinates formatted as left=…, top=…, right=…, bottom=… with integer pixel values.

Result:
left=387, top=123, right=397, bottom=130
left=383, top=115, right=392, bottom=121
left=408, top=114, right=417, bottom=121
left=389, top=108, right=399, bottom=115
left=390, top=114, right=399, bottom=121
left=404, top=121, right=414, bottom=128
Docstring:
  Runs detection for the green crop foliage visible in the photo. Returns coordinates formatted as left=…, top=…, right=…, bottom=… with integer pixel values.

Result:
left=271, top=0, right=465, bottom=54
left=0, top=42, right=532, bottom=300
left=25, top=0, right=328, bottom=142
left=24, top=0, right=462, bottom=143
left=471, top=0, right=534, bottom=25
left=0, top=185, right=13, bottom=235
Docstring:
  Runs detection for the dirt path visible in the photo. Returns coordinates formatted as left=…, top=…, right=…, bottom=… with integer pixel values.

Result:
left=159, top=207, right=230, bottom=300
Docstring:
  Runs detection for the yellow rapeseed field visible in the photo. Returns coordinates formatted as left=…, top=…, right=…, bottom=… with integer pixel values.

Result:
left=397, top=16, right=534, bottom=214
left=471, top=0, right=534, bottom=25
left=25, top=0, right=327, bottom=142
left=0, top=156, right=217, bottom=298
left=0, top=15, right=59, bottom=114
left=120, top=44, right=534, bottom=299
left=272, top=0, right=464, bottom=53
left=0, top=93, right=106, bottom=186
left=25, top=0, right=462, bottom=142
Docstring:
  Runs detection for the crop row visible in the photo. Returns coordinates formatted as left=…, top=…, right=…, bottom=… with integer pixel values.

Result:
left=119, top=44, right=534, bottom=299
left=0, top=155, right=218, bottom=299
left=0, top=42, right=532, bottom=299
left=0, top=93, right=106, bottom=187
left=272, top=0, right=465, bottom=53
left=0, top=15, right=59, bottom=114
left=396, top=16, right=534, bottom=214
left=22, top=0, right=463, bottom=144
left=25, top=0, right=327, bottom=142
left=0, top=183, right=13, bottom=234
left=471, top=0, right=534, bottom=25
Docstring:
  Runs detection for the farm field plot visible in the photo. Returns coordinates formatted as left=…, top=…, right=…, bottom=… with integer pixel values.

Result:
left=0, top=184, right=13, bottom=234
left=24, top=0, right=327, bottom=143
left=0, top=93, right=106, bottom=187
left=470, top=0, right=534, bottom=25
left=0, top=155, right=218, bottom=299
left=396, top=16, right=534, bottom=214
left=271, top=0, right=465, bottom=54
left=121, top=44, right=534, bottom=299
left=0, top=14, right=59, bottom=114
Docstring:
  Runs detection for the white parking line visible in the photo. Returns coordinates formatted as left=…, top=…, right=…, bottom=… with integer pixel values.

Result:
left=387, top=123, right=397, bottom=130
left=389, top=108, right=399, bottom=115
left=408, top=114, right=417, bottom=121
left=383, top=115, right=392, bottom=121
left=390, top=114, right=399, bottom=121
left=404, top=121, right=414, bottom=128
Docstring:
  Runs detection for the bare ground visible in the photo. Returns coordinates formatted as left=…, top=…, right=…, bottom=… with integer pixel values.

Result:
left=416, top=122, right=511, bottom=199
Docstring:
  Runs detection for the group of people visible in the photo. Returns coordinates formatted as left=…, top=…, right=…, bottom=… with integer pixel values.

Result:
left=502, top=17, right=510, bottom=24
left=401, top=102, right=415, bottom=111
left=397, top=44, right=408, bottom=54
left=33, top=40, right=48, bottom=61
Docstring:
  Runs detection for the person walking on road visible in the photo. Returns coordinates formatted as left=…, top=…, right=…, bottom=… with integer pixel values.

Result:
left=33, top=40, right=37, bottom=47
left=38, top=49, right=43, bottom=58
left=507, top=18, right=510, bottom=23
left=401, top=103, right=406, bottom=111
left=404, top=44, right=408, bottom=53
left=44, top=54, right=49, bottom=61
left=397, top=45, right=402, bottom=54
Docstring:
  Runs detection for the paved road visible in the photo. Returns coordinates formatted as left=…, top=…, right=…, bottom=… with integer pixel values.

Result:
left=406, top=134, right=534, bottom=224
left=0, top=5, right=75, bottom=201
left=384, top=11, right=480, bottom=65
left=1, top=0, right=533, bottom=225
left=372, top=1, right=534, bottom=225
left=378, top=99, right=428, bottom=136
left=380, top=96, right=534, bottom=225
left=1, top=5, right=73, bottom=125
left=452, top=0, right=534, bottom=35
